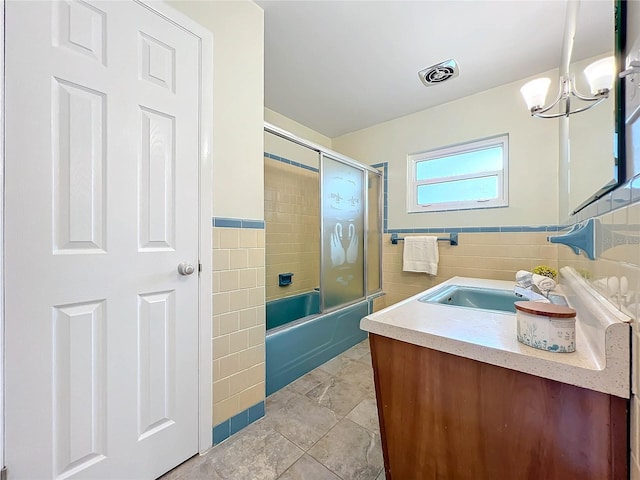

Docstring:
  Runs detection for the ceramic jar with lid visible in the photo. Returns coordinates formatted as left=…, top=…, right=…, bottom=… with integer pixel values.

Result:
left=515, top=301, right=577, bottom=353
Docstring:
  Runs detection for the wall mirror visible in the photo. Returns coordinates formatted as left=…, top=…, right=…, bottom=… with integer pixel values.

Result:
left=559, top=0, right=622, bottom=220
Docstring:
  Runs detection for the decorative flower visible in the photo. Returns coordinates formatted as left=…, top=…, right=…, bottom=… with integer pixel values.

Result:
left=533, top=265, right=558, bottom=280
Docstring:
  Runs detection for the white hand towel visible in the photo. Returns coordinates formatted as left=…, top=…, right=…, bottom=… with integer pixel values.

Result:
left=607, top=276, right=620, bottom=297
left=515, top=270, right=533, bottom=287
left=533, top=273, right=556, bottom=292
left=403, top=236, right=439, bottom=275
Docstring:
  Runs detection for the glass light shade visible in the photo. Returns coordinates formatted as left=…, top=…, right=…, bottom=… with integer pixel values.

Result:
left=584, top=56, right=614, bottom=94
left=520, top=78, right=551, bottom=110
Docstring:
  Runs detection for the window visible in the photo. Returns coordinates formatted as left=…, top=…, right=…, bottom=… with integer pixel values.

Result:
left=407, top=134, right=509, bottom=213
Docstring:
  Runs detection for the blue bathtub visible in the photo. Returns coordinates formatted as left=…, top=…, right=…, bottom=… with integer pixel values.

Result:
left=265, top=291, right=369, bottom=395
left=266, top=290, right=320, bottom=330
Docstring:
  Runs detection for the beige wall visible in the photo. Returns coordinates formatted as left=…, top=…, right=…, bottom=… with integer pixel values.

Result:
left=264, top=158, right=320, bottom=301
left=265, top=107, right=332, bottom=149
left=264, top=108, right=329, bottom=170
left=332, top=71, right=560, bottom=229
left=264, top=129, right=320, bottom=170
left=170, top=0, right=265, bottom=220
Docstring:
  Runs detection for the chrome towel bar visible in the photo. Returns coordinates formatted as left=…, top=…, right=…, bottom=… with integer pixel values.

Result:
left=390, top=232, right=458, bottom=246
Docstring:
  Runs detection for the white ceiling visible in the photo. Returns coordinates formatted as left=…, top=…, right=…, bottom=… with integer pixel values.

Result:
left=256, top=0, right=614, bottom=138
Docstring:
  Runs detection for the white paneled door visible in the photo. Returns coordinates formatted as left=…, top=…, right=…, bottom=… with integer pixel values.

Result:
left=5, top=1, right=205, bottom=478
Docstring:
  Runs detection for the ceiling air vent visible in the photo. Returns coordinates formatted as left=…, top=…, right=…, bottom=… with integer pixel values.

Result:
left=418, top=59, right=459, bottom=87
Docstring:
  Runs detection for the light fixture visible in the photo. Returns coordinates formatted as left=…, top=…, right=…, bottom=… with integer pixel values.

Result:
left=520, top=56, right=615, bottom=118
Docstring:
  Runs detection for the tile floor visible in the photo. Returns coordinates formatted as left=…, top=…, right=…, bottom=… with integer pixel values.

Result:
left=161, top=338, right=386, bottom=480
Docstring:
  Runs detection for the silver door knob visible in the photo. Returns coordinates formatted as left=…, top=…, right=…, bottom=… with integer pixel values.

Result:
left=178, top=262, right=195, bottom=276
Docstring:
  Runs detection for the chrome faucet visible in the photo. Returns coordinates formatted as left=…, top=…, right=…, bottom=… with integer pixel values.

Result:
left=514, top=284, right=551, bottom=302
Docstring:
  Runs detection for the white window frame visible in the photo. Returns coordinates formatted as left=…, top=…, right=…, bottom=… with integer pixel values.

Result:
left=407, top=134, right=509, bottom=213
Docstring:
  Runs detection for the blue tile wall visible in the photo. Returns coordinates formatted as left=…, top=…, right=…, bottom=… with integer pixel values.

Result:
left=212, top=401, right=265, bottom=445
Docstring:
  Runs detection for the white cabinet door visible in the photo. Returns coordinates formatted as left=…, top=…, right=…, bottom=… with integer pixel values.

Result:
left=5, top=1, right=202, bottom=478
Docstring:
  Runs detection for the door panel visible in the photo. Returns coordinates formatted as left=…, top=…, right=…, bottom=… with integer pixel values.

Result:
left=5, top=1, right=202, bottom=478
left=53, top=300, right=107, bottom=479
left=53, top=78, right=107, bottom=253
left=139, top=32, right=175, bottom=92
left=139, top=106, right=176, bottom=251
left=53, top=0, right=106, bottom=65
left=137, top=290, right=176, bottom=440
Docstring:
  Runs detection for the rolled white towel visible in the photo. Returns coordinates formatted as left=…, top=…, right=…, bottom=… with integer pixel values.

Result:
left=515, top=270, right=533, bottom=287
left=533, top=273, right=556, bottom=292
left=620, top=276, right=629, bottom=296
left=607, top=276, right=620, bottom=297
left=593, top=278, right=608, bottom=292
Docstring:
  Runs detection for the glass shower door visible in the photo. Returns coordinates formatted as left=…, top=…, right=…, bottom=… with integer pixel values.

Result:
left=367, top=170, right=382, bottom=295
left=321, top=154, right=365, bottom=310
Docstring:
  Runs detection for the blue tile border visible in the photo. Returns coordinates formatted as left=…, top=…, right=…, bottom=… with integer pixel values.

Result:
left=212, top=401, right=265, bottom=445
left=230, top=411, right=249, bottom=436
left=385, top=225, right=561, bottom=235
left=248, top=402, right=266, bottom=423
left=264, top=151, right=319, bottom=173
left=212, top=217, right=265, bottom=229
left=213, top=217, right=241, bottom=228
left=500, top=226, right=523, bottom=232
left=568, top=173, right=640, bottom=225
left=212, top=418, right=230, bottom=445
left=242, top=220, right=265, bottom=229
left=612, top=180, right=631, bottom=209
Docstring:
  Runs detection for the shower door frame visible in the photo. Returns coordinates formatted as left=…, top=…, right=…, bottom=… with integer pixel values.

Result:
left=263, top=122, right=382, bottom=314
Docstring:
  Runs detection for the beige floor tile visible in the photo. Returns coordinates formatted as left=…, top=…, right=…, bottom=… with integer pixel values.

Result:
left=167, top=456, right=225, bottom=480
left=306, top=376, right=369, bottom=417
left=334, top=358, right=375, bottom=394
left=307, top=418, right=384, bottom=480
left=316, top=353, right=354, bottom=375
left=356, top=350, right=373, bottom=365
left=262, top=389, right=340, bottom=450
left=346, top=398, right=380, bottom=433
left=286, top=368, right=333, bottom=395
left=278, top=454, right=341, bottom=480
left=202, top=419, right=304, bottom=480
left=340, top=340, right=371, bottom=361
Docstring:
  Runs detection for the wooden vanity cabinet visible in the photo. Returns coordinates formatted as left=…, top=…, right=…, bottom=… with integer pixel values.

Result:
left=369, top=334, right=628, bottom=480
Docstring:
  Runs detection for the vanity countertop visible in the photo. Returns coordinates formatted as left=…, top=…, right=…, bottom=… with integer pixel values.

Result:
left=360, top=273, right=631, bottom=398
